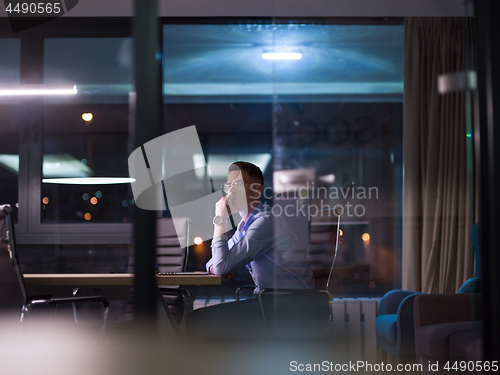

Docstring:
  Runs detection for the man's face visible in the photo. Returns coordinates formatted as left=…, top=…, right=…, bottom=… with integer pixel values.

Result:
left=225, top=169, right=263, bottom=211
left=225, top=170, right=248, bottom=211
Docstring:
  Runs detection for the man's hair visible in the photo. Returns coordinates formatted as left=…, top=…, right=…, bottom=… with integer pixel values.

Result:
left=228, top=161, right=264, bottom=185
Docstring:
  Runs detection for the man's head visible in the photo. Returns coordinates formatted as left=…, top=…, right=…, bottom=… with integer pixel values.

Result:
left=224, top=161, right=264, bottom=211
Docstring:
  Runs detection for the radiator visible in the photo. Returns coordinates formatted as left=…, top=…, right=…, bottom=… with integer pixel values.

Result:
left=331, top=297, right=380, bottom=362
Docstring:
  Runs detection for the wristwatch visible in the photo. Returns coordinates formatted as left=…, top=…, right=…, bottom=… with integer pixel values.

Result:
left=213, top=215, right=224, bottom=226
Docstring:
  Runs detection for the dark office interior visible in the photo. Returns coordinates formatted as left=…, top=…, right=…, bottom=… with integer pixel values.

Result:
left=0, top=1, right=499, bottom=374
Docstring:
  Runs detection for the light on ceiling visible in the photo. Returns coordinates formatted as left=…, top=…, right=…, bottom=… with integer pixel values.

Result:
left=262, top=52, right=302, bottom=60
left=82, top=113, right=93, bottom=122
left=42, top=177, right=136, bottom=185
left=0, top=84, right=77, bottom=96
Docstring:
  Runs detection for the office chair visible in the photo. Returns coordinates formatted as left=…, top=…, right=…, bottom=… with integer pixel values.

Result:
left=0, top=204, right=110, bottom=332
left=235, top=199, right=341, bottom=333
left=127, top=216, right=191, bottom=325
left=156, top=216, right=191, bottom=325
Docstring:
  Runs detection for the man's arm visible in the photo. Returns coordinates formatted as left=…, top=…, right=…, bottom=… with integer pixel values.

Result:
left=210, top=215, right=272, bottom=275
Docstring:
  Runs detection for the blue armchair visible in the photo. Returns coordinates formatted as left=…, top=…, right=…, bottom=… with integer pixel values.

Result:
left=376, top=224, right=482, bottom=359
left=376, top=290, right=422, bottom=359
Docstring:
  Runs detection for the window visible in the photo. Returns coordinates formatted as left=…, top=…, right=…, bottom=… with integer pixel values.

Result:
left=0, top=38, right=21, bottom=224
left=42, top=38, right=134, bottom=224
left=163, top=21, right=404, bottom=294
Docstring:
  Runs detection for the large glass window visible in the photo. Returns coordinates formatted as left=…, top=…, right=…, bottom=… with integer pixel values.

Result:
left=163, top=22, right=403, bottom=295
left=0, top=38, right=21, bottom=223
left=42, top=38, right=134, bottom=224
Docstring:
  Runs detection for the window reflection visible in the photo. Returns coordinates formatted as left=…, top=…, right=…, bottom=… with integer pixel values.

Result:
left=0, top=38, right=20, bottom=223
left=41, top=38, right=134, bottom=224
left=163, top=22, right=403, bottom=294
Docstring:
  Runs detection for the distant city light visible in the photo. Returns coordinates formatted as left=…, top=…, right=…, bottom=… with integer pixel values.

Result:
left=82, top=193, right=89, bottom=201
left=193, top=236, right=203, bottom=245
left=42, top=197, right=49, bottom=205
left=84, top=213, right=91, bottom=220
left=90, top=197, right=98, bottom=205
left=362, top=233, right=370, bottom=242
left=121, top=200, right=129, bottom=207
left=95, top=191, right=102, bottom=198
left=339, top=229, right=343, bottom=236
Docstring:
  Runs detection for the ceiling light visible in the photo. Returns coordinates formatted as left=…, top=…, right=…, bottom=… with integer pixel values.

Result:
left=42, top=177, right=136, bottom=185
left=0, top=84, right=77, bottom=96
left=82, top=113, right=93, bottom=122
left=262, top=52, right=302, bottom=60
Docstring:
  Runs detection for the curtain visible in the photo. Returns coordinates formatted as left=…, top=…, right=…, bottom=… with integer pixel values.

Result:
left=403, top=18, right=475, bottom=293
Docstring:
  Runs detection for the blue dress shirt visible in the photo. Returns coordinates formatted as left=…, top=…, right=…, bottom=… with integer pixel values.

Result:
left=206, top=203, right=314, bottom=293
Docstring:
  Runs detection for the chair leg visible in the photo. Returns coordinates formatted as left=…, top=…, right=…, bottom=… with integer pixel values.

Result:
left=49, top=304, right=58, bottom=326
left=72, top=287, right=81, bottom=324
left=98, top=305, right=109, bottom=340
left=20, top=305, right=30, bottom=323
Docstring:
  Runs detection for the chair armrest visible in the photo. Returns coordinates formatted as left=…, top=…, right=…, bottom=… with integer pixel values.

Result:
left=29, top=295, right=110, bottom=309
left=378, top=290, right=420, bottom=315
left=235, top=285, right=256, bottom=301
left=414, top=294, right=482, bottom=329
left=159, top=287, right=190, bottom=298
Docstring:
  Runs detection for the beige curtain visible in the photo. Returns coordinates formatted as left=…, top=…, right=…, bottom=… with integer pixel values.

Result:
left=403, top=18, right=474, bottom=293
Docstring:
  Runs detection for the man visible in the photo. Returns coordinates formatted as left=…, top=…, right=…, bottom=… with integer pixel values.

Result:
left=186, top=162, right=329, bottom=339
left=206, top=161, right=314, bottom=292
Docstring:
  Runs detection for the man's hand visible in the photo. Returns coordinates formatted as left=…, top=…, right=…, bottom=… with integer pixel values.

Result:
left=215, top=194, right=231, bottom=218
left=209, top=264, right=234, bottom=279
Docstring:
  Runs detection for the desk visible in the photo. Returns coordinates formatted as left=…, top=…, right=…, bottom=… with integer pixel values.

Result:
left=23, top=273, right=221, bottom=286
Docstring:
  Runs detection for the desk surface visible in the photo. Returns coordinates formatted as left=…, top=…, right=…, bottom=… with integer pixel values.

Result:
left=23, top=273, right=221, bottom=286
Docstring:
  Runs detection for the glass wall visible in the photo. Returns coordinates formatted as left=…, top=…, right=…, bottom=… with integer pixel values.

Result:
left=162, top=21, right=403, bottom=295
left=0, top=38, right=21, bottom=223
left=42, top=38, right=134, bottom=224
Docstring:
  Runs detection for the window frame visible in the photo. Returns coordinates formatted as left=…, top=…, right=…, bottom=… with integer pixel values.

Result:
left=0, top=18, right=134, bottom=245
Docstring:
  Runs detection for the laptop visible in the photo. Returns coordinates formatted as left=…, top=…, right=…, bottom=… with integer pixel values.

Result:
left=155, top=262, right=210, bottom=275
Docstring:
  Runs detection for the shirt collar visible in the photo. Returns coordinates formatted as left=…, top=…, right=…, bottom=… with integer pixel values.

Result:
left=239, top=202, right=263, bottom=232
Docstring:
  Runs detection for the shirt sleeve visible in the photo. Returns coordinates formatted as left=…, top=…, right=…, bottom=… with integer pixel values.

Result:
left=210, top=214, right=272, bottom=276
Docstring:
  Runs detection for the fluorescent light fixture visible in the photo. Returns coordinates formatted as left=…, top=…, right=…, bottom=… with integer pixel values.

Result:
left=262, top=52, right=302, bottom=60
left=0, top=84, right=77, bottom=96
left=42, top=177, right=136, bottom=185
left=0, top=154, right=19, bottom=174
left=0, top=154, right=92, bottom=177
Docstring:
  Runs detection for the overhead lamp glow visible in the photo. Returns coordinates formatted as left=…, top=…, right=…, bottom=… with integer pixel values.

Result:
left=0, top=84, right=77, bottom=96
left=42, top=177, right=136, bottom=185
left=82, top=113, right=93, bottom=122
left=262, top=52, right=302, bottom=60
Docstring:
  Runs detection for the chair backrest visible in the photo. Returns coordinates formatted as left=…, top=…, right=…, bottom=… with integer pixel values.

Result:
left=156, top=217, right=188, bottom=273
left=0, top=204, right=26, bottom=310
left=128, top=216, right=188, bottom=274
